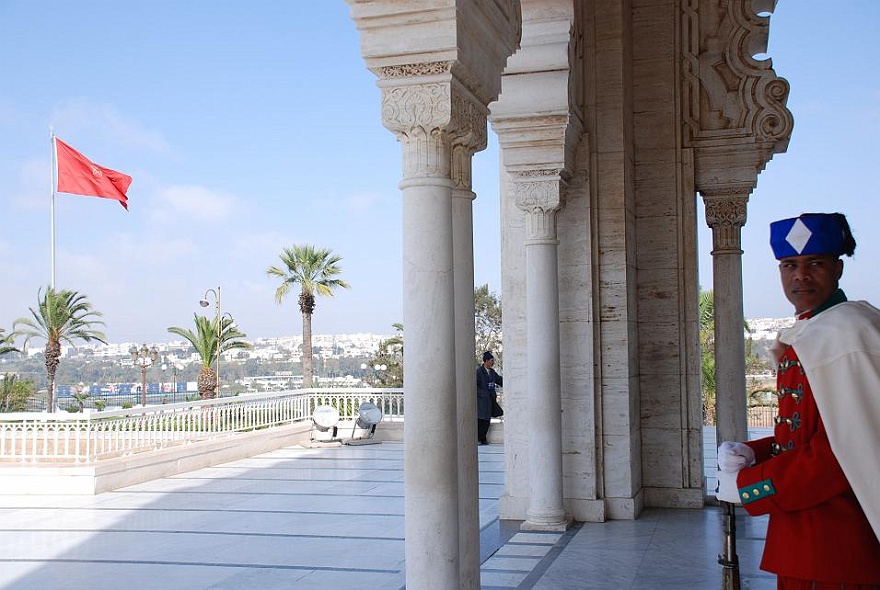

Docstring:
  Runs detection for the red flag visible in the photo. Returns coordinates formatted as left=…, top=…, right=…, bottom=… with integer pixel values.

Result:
left=55, top=137, right=132, bottom=210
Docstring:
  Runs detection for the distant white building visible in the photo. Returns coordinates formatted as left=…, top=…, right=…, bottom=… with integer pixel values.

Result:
left=747, top=317, right=796, bottom=341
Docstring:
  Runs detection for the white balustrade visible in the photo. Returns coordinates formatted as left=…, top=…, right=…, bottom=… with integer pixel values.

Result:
left=0, top=388, right=403, bottom=463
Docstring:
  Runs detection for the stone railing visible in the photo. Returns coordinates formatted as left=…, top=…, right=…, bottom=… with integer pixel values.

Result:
left=0, top=388, right=404, bottom=463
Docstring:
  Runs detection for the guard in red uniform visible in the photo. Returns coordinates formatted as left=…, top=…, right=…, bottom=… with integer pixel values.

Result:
left=715, top=213, right=880, bottom=589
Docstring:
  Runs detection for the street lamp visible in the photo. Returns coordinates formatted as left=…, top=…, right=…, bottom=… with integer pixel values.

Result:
left=200, top=288, right=220, bottom=398
left=360, top=363, right=387, bottom=386
left=161, top=357, right=183, bottom=400
left=199, top=288, right=235, bottom=399
left=130, top=344, right=159, bottom=406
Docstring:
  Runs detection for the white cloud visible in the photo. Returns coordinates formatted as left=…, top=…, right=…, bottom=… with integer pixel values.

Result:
left=10, top=158, right=50, bottom=210
left=50, top=98, right=173, bottom=156
left=152, top=185, right=237, bottom=223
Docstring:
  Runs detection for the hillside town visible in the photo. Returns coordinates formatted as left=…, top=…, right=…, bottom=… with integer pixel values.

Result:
left=745, top=316, right=796, bottom=340
left=0, top=332, right=396, bottom=409
left=1, top=315, right=796, bottom=411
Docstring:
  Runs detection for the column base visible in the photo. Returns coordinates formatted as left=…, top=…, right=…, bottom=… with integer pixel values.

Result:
left=521, top=515, right=572, bottom=532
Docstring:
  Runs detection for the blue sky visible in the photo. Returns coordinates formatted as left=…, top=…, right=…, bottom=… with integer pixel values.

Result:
left=1, top=1, right=878, bottom=344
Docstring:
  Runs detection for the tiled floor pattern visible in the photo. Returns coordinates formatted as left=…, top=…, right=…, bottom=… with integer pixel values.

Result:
left=480, top=530, right=567, bottom=589
left=0, top=433, right=775, bottom=589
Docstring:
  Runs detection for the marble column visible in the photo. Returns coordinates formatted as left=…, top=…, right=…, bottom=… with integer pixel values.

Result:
left=381, top=80, right=459, bottom=588
left=452, top=120, right=486, bottom=589
left=515, top=174, right=571, bottom=531
left=381, top=78, right=492, bottom=589
left=703, top=193, right=749, bottom=445
left=343, top=3, right=520, bottom=584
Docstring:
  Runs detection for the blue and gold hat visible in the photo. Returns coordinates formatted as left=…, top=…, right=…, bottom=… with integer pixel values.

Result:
left=770, top=213, right=851, bottom=259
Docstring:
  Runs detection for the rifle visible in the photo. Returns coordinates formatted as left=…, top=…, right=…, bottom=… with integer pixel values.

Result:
left=718, top=501, right=741, bottom=590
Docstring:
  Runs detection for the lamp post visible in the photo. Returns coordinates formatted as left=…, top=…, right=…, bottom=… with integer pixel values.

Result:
left=200, top=288, right=220, bottom=398
left=199, top=288, right=235, bottom=399
left=130, top=344, right=159, bottom=406
left=161, top=357, right=182, bottom=400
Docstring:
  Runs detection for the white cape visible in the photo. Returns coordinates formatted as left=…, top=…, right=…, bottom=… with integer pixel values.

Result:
left=778, top=300, right=880, bottom=540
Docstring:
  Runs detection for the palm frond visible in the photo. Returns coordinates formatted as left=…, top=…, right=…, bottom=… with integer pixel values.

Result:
left=11, top=286, right=106, bottom=411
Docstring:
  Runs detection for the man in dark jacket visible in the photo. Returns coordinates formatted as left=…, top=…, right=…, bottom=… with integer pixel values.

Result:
left=476, top=351, right=503, bottom=445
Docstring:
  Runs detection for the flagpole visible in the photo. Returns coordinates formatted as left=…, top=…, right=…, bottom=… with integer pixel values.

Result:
left=49, top=129, right=57, bottom=289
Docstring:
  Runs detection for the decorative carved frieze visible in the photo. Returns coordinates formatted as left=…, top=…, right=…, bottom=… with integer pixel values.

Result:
left=376, top=61, right=454, bottom=79
left=682, top=0, right=794, bottom=194
left=450, top=87, right=489, bottom=153
left=703, top=194, right=748, bottom=254
left=682, top=0, right=793, bottom=145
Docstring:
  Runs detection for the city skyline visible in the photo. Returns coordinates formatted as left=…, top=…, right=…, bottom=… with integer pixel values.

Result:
left=2, top=2, right=879, bottom=344
left=14, top=313, right=794, bottom=358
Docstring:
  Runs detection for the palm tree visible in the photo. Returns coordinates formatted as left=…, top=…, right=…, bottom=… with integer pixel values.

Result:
left=168, top=314, right=252, bottom=399
left=699, top=290, right=716, bottom=425
left=699, top=289, right=759, bottom=425
left=0, top=328, right=19, bottom=357
left=267, top=245, right=350, bottom=387
left=71, top=391, right=91, bottom=412
left=13, top=287, right=107, bottom=412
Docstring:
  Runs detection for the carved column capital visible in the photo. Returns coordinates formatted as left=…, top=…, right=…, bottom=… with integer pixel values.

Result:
left=702, top=193, right=749, bottom=254
left=450, top=88, right=489, bottom=195
left=380, top=81, right=452, bottom=136
left=379, top=76, right=488, bottom=183
left=512, top=171, right=569, bottom=243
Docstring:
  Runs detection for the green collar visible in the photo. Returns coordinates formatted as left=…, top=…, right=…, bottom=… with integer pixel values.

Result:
left=809, top=289, right=848, bottom=317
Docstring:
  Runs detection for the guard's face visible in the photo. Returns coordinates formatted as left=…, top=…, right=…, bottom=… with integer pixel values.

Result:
left=778, top=254, right=843, bottom=315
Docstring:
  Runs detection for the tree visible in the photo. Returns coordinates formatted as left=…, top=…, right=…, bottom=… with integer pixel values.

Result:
left=0, top=328, right=19, bottom=357
left=699, top=290, right=716, bottom=425
left=365, top=323, right=404, bottom=387
left=745, top=327, right=775, bottom=407
left=168, top=314, right=252, bottom=399
left=267, top=245, right=350, bottom=387
left=699, top=289, right=764, bottom=425
left=0, top=373, right=33, bottom=412
left=71, top=391, right=91, bottom=412
left=13, top=287, right=107, bottom=412
left=474, top=284, right=502, bottom=365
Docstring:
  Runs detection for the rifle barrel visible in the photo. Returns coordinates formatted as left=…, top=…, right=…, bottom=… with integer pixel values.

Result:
left=718, top=501, right=741, bottom=590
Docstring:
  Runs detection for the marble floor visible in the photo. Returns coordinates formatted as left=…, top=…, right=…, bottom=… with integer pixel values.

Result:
left=0, top=438, right=774, bottom=590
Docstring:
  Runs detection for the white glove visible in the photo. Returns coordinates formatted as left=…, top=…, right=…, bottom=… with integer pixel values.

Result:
left=717, top=441, right=755, bottom=473
left=715, top=468, right=742, bottom=504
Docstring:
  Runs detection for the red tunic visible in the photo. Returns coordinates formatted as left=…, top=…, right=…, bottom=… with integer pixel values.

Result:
left=738, top=343, right=880, bottom=583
